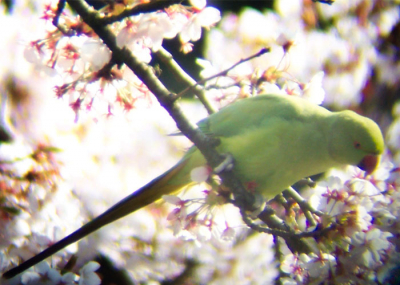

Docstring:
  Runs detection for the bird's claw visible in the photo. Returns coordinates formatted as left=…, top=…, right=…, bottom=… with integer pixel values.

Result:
left=297, top=177, right=317, bottom=188
left=214, top=153, right=234, bottom=174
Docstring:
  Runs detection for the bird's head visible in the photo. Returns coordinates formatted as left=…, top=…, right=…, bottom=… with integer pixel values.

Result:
left=328, top=110, right=384, bottom=175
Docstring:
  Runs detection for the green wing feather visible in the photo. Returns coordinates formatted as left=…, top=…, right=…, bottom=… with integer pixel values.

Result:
left=198, top=94, right=330, bottom=137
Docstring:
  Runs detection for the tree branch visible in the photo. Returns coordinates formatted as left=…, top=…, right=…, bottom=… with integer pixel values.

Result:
left=65, top=0, right=332, bottom=255
left=65, top=0, right=255, bottom=210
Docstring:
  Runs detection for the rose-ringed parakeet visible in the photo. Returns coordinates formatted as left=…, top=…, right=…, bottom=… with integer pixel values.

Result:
left=2, top=94, right=384, bottom=279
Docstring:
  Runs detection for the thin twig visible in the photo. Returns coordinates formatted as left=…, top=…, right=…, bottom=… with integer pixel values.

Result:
left=244, top=205, right=337, bottom=254
left=274, top=235, right=287, bottom=285
left=241, top=209, right=291, bottom=237
left=204, top=82, right=241, bottom=91
left=155, top=47, right=217, bottom=115
left=312, top=0, right=334, bottom=4
left=283, top=187, right=323, bottom=228
left=242, top=207, right=314, bottom=254
left=52, top=0, right=75, bottom=36
left=53, top=0, right=65, bottom=26
left=178, top=48, right=270, bottom=98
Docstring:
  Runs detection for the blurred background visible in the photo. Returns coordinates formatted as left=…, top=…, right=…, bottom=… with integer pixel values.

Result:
left=0, top=0, right=399, bottom=284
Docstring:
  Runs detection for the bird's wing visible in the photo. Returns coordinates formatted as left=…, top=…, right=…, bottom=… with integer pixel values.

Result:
left=198, top=94, right=313, bottom=138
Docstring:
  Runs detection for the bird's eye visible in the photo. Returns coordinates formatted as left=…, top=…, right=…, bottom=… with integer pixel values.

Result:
left=354, top=141, right=361, bottom=149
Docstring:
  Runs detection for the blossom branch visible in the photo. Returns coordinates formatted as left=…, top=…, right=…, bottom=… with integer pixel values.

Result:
left=65, top=0, right=256, bottom=211
left=64, top=0, right=324, bottom=254
left=178, top=47, right=270, bottom=98
left=256, top=208, right=315, bottom=254
left=241, top=203, right=340, bottom=254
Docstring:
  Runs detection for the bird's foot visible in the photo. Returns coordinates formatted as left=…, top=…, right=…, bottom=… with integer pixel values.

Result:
left=297, top=177, right=317, bottom=188
left=213, top=153, right=234, bottom=173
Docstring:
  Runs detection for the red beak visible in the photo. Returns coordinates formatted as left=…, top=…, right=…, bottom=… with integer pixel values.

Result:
left=357, top=154, right=380, bottom=175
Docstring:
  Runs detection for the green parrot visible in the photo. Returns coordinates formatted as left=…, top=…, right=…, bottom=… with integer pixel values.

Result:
left=3, top=94, right=384, bottom=279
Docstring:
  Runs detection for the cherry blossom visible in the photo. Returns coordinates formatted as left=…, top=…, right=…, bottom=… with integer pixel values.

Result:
left=78, top=262, right=100, bottom=285
left=179, top=7, right=221, bottom=43
left=350, top=228, right=393, bottom=267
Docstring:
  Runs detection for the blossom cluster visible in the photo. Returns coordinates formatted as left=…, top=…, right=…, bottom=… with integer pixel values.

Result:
left=0, top=142, right=94, bottom=285
left=277, top=159, right=398, bottom=284
left=201, top=0, right=399, bottom=109
left=23, top=0, right=220, bottom=122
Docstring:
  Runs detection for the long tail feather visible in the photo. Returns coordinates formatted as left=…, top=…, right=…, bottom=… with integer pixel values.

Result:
left=3, top=160, right=188, bottom=279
